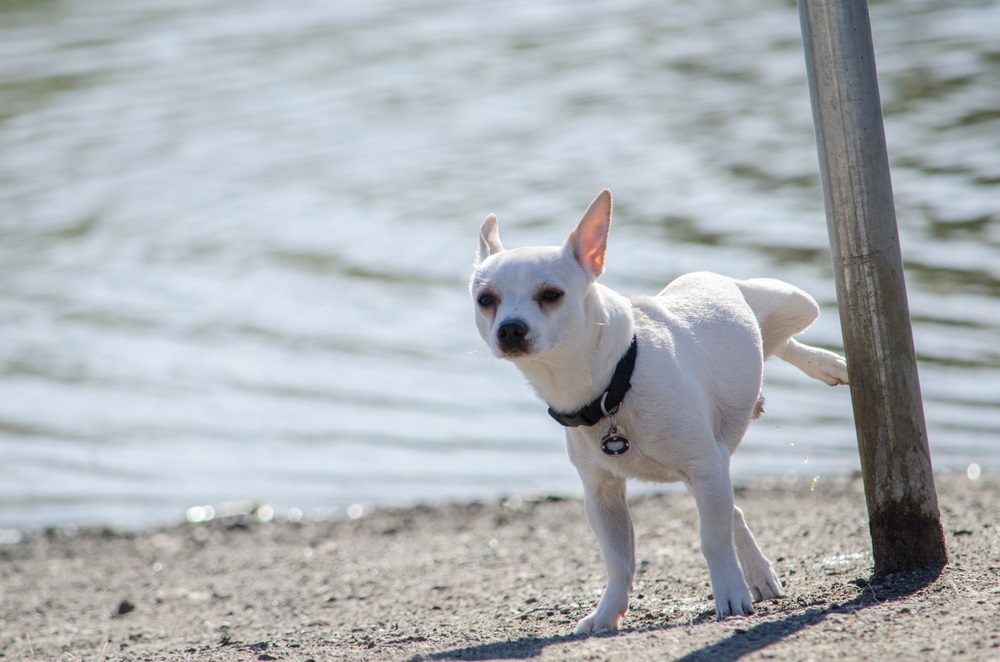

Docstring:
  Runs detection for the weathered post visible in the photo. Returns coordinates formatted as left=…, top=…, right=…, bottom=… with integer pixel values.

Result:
left=798, top=0, right=947, bottom=574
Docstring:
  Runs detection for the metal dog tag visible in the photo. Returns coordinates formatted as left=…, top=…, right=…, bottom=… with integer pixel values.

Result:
left=601, top=421, right=630, bottom=456
left=599, top=399, right=630, bottom=456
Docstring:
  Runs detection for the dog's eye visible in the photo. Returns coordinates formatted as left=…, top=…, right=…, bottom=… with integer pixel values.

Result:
left=538, top=289, right=564, bottom=304
left=477, top=292, right=496, bottom=307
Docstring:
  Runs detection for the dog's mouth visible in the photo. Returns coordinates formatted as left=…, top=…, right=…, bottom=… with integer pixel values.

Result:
left=496, top=335, right=532, bottom=358
left=498, top=343, right=531, bottom=358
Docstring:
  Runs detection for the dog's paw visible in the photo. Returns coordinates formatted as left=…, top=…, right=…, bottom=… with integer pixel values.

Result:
left=822, top=354, right=849, bottom=386
left=713, top=583, right=754, bottom=619
left=812, top=350, right=849, bottom=386
left=744, top=561, right=784, bottom=602
left=574, top=607, right=624, bottom=635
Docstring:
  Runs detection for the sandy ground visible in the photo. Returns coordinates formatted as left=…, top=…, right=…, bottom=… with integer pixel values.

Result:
left=1, top=471, right=997, bottom=661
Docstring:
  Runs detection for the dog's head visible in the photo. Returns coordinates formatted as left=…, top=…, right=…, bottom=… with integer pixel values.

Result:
left=470, top=190, right=613, bottom=361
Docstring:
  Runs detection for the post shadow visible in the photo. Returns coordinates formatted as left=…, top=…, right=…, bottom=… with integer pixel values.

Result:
left=673, top=566, right=942, bottom=662
left=408, top=567, right=941, bottom=661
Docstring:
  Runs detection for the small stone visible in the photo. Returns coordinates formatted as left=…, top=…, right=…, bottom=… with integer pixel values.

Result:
left=115, top=600, right=136, bottom=616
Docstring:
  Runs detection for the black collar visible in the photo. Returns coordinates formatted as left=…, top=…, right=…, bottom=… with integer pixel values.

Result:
left=547, top=335, right=638, bottom=428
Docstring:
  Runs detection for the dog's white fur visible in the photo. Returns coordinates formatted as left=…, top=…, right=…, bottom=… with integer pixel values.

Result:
left=470, top=190, right=848, bottom=634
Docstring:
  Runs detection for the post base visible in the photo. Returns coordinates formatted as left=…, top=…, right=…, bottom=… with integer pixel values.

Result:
left=869, top=507, right=948, bottom=577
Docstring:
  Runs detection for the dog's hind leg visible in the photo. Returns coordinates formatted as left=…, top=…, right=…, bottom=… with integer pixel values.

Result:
left=737, top=278, right=820, bottom=357
left=737, top=278, right=848, bottom=385
left=774, top=337, right=848, bottom=385
left=686, top=459, right=754, bottom=618
left=733, top=506, right=784, bottom=602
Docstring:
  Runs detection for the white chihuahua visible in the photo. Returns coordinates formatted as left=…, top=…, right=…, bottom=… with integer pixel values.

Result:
left=470, top=190, right=849, bottom=634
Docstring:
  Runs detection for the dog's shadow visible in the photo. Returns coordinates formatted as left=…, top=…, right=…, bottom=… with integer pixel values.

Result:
left=407, top=567, right=941, bottom=662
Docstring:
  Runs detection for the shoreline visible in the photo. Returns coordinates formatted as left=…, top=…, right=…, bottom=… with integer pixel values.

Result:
left=1, top=471, right=997, bottom=660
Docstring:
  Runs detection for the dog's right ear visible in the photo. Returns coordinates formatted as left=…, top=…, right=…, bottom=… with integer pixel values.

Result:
left=477, top=214, right=504, bottom=264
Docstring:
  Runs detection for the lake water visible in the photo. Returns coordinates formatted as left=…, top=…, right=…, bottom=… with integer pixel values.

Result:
left=1, top=0, right=997, bottom=529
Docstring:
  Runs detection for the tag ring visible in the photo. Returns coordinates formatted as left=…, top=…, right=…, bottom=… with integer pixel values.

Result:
left=599, top=392, right=619, bottom=419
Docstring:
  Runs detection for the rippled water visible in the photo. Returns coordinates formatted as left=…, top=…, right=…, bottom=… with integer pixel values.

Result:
left=1, top=0, right=997, bottom=528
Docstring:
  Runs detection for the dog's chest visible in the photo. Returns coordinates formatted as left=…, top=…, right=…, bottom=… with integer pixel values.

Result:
left=568, top=421, right=686, bottom=484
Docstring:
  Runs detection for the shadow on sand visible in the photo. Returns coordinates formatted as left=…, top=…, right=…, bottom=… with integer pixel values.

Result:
left=408, top=567, right=942, bottom=661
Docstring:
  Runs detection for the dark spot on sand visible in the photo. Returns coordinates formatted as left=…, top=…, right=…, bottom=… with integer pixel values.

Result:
left=115, top=600, right=136, bottom=616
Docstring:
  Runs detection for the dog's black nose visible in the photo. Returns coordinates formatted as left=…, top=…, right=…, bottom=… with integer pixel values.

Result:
left=496, top=319, right=529, bottom=353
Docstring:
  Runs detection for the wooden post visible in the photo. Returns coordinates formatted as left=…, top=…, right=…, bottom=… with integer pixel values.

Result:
left=798, top=0, right=947, bottom=574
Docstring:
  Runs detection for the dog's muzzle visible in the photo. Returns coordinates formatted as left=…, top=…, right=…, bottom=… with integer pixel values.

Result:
left=496, top=318, right=530, bottom=354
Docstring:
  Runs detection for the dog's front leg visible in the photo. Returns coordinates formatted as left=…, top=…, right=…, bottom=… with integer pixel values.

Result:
left=686, top=459, right=754, bottom=618
left=574, top=466, right=634, bottom=634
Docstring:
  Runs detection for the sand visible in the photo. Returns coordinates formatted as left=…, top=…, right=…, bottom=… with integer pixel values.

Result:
left=1, top=471, right=997, bottom=661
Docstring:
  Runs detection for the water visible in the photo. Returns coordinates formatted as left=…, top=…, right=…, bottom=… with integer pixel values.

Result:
left=1, top=0, right=997, bottom=529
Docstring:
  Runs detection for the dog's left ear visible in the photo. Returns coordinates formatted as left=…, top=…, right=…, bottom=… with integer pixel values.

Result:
left=477, top=214, right=504, bottom=264
left=565, top=189, right=612, bottom=278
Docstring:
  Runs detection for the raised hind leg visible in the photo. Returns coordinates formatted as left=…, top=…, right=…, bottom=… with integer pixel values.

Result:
left=737, top=278, right=821, bottom=357
left=774, top=337, right=848, bottom=385
left=737, top=278, right=848, bottom=385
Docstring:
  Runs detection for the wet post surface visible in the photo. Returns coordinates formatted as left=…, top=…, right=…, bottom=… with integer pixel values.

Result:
left=798, top=0, right=947, bottom=574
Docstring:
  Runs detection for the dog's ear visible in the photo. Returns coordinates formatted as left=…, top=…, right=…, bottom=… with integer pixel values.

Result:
left=477, top=214, right=504, bottom=263
left=565, top=189, right=612, bottom=278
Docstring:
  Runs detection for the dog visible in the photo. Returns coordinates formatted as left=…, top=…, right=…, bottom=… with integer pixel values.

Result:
left=470, top=190, right=849, bottom=634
